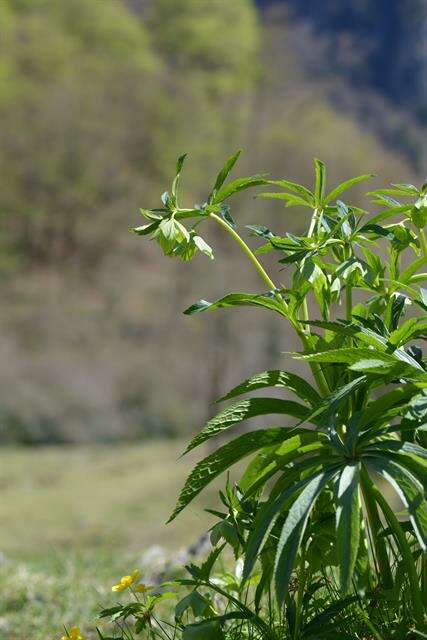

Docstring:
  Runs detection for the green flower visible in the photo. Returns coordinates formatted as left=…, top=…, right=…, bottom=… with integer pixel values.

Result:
left=154, top=217, right=189, bottom=256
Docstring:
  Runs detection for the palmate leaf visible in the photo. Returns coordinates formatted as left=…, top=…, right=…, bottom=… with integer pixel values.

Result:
left=336, top=463, right=361, bottom=594
left=216, top=369, right=321, bottom=407
left=168, top=427, right=309, bottom=522
left=366, top=456, right=427, bottom=550
left=184, top=397, right=311, bottom=454
left=183, top=293, right=287, bottom=318
left=274, top=467, right=340, bottom=604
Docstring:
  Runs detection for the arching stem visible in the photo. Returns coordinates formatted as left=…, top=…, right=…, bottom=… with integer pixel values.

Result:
left=209, top=212, right=330, bottom=396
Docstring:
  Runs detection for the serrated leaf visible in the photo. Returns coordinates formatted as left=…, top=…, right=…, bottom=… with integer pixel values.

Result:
left=183, top=292, right=287, bottom=318
left=240, top=430, right=326, bottom=494
left=296, top=376, right=367, bottom=430
left=216, top=369, right=321, bottom=406
left=168, top=428, right=307, bottom=522
left=295, top=347, right=393, bottom=366
left=184, top=397, right=311, bottom=454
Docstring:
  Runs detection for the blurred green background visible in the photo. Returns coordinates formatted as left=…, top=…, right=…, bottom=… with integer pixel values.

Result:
left=0, top=1, right=425, bottom=637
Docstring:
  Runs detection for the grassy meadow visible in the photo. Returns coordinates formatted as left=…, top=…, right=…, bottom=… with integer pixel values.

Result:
left=0, top=442, right=216, bottom=639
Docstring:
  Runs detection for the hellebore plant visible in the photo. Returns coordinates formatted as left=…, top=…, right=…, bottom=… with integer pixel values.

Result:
left=132, top=151, right=427, bottom=634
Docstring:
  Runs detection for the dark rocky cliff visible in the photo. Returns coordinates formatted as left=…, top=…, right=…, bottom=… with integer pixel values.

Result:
left=257, top=0, right=427, bottom=123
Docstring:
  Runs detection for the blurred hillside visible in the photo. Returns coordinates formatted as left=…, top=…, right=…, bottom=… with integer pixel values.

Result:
left=0, top=0, right=421, bottom=443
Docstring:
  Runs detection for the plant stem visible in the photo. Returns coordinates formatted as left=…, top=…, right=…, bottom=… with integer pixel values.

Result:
left=346, top=283, right=353, bottom=321
left=358, top=608, right=385, bottom=640
left=307, top=207, right=320, bottom=238
left=202, top=579, right=279, bottom=640
left=209, top=212, right=330, bottom=396
left=209, top=212, right=278, bottom=294
left=361, top=468, right=425, bottom=625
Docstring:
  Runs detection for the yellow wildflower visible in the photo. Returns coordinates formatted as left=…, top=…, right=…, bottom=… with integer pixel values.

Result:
left=112, top=569, right=141, bottom=592
left=60, top=627, right=86, bottom=640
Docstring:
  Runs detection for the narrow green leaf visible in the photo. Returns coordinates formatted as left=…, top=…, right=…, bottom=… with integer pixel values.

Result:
left=183, top=293, right=288, bottom=318
left=296, top=348, right=423, bottom=374
left=243, top=465, right=326, bottom=582
left=216, top=369, right=321, bottom=406
left=267, top=179, right=314, bottom=203
left=296, top=376, right=367, bottom=430
left=367, top=204, right=412, bottom=226
left=257, top=193, right=311, bottom=208
left=208, top=150, right=241, bottom=202
left=336, top=464, right=361, bottom=594
left=324, top=174, right=374, bottom=204
left=274, top=467, right=339, bottom=604
left=314, top=158, right=326, bottom=204
left=239, top=430, right=326, bottom=494
left=171, top=153, right=188, bottom=203
left=368, top=187, right=416, bottom=198
left=212, top=175, right=269, bottom=204
left=356, top=385, right=417, bottom=431
left=182, top=620, right=224, bottom=640
left=184, top=397, right=311, bottom=454
left=168, top=428, right=307, bottom=522
left=366, top=456, right=427, bottom=551
left=389, top=317, right=427, bottom=347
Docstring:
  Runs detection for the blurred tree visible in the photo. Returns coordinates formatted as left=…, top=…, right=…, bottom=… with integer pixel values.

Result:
left=0, top=0, right=420, bottom=443
left=0, top=0, right=158, bottom=267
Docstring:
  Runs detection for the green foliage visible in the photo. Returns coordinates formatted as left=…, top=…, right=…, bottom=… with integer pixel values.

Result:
left=129, top=151, right=427, bottom=635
